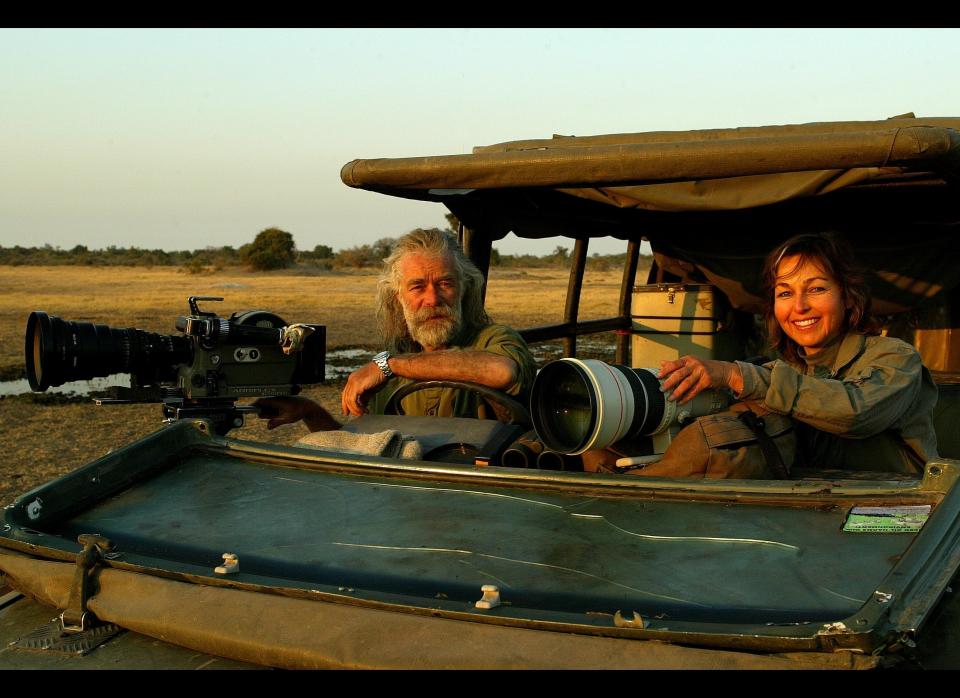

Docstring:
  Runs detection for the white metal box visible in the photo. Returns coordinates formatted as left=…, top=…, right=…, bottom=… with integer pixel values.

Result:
left=630, top=284, right=738, bottom=367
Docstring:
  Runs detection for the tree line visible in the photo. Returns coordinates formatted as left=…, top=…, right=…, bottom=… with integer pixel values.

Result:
left=0, top=227, right=647, bottom=273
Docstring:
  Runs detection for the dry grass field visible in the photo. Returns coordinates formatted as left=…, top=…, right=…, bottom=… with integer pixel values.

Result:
left=0, top=262, right=642, bottom=504
left=0, top=265, right=630, bottom=374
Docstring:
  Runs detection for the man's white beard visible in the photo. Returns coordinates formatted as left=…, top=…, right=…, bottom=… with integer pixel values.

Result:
left=402, top=300, right=462, bottom=350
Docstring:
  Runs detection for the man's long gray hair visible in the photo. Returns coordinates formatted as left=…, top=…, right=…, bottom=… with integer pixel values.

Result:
left=377, top=228, right=491, bottom=353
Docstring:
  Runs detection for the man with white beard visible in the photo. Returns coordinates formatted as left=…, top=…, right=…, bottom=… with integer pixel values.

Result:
left=256, top=228, right=536, bottom=432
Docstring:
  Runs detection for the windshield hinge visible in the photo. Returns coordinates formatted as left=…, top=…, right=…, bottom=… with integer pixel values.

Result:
left=10, top=534, right=123, bottom=656
left=59, top=533, right=114, bottom=632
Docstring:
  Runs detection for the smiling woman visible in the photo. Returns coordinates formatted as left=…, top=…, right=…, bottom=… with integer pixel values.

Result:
left=764, top=234, right=878, bottom=362
left=658, top=233, right=939, bottom=474
left=772, top=257, right=847, bottom=355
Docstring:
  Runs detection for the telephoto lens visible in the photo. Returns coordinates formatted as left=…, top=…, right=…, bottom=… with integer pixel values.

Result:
left=25, top=311, right=191, bottom=391
left=530, top=358, right=727, bottom=455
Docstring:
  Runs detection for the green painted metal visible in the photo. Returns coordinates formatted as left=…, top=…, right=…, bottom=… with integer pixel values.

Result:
left=3, top=418, right=960, bottom=658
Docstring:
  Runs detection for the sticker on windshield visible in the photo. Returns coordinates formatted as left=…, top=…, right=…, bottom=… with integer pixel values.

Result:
left=843, top=505, right=931, bottom=533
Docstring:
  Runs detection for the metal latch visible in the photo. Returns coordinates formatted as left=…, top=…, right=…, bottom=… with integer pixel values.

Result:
left=60, top=533, right=114, bottom=632
left=475, top=585, right=501, bottom=609
left=613, top=611, right=645, bottom=629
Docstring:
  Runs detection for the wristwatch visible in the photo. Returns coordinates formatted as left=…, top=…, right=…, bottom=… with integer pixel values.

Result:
left=372, top=350, right=394, bottom=378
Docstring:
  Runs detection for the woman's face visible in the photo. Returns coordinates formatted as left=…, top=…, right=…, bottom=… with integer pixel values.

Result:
left=773, top=255, right=847, bottom=356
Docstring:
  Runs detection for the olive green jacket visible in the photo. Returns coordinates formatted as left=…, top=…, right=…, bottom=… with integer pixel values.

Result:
left=736, top=334, right=939, bottom=473
left=367, top=324, right=536, bottom=419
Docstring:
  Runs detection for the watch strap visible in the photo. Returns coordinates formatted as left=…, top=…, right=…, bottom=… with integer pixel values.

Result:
left=373, top=351, right=394, bottom=378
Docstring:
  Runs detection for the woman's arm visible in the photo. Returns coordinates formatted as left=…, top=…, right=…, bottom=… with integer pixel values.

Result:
left=737, top=342, right=925, bottom=438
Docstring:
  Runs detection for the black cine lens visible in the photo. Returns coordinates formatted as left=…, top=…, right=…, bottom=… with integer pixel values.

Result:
left=25, top=311, right=191, bottom=391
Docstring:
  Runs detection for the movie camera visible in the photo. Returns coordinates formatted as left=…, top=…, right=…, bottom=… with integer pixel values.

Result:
left=25, top=296, right=325, bottom=433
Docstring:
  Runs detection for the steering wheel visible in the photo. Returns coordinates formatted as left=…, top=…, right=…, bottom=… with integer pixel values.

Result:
left=382, top=380, right=532, bottom=426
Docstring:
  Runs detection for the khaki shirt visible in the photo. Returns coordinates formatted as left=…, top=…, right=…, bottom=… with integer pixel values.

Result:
left=367, top=324, right=536, bottom=419
left=737, top=333, right=939, bottom=473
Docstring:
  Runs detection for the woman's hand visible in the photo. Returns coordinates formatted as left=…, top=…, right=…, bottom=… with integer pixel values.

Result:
left=253, top=396, right=340, bottom=432
left=658, top=356, right=743, bottom=404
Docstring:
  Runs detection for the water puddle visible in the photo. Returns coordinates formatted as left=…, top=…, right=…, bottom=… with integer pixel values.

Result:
left=327, top=349, right=373, bottom=359
left=0, top=374, right=131, bottom=398
left=325, top=348, right=374, bottom=379
left=529, top=338, right=617, bottom=364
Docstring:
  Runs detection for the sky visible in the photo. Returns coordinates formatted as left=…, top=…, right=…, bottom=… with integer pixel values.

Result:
left=2, top=28, right=959, bottom=256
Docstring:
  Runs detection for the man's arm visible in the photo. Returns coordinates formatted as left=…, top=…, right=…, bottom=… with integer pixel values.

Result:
left=737, top=339, right=927, bottom=439
left=342, top=350, right=519, bottom=417
left=393, top=351, right=518, bottom=387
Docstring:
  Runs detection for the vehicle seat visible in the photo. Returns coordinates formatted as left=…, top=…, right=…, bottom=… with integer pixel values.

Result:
left=931, top=373, right=960, bottom=459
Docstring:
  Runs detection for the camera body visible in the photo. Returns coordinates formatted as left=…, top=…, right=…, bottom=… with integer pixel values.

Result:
left=26, top=297, right=325, bottom=432
left=169, top=305, right=325, bottom=402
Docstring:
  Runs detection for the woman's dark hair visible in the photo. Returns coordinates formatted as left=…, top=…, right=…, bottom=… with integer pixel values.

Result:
left=761, top=232, right=879, bottom=362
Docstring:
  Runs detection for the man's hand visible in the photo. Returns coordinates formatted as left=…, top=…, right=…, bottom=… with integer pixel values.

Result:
left=253, top=396, right=340, bottom=432
left=658, top=356, right=743, bottom=404
left=341, top=362, right=390, bottom=417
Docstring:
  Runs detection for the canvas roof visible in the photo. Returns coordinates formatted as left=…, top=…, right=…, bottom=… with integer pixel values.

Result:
left=342, top=116, right=959, bottom=214
left=341, top=116, right=960, bottom=314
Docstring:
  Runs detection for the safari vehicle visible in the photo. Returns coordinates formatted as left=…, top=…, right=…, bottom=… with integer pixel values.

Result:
left=3, top=115, right=960, bottom=669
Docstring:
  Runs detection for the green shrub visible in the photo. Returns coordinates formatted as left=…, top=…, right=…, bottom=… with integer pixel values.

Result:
left=240, top=228, right=296, bottom=271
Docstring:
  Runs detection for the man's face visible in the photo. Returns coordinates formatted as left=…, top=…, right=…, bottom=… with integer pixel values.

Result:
left=397, top=252, right=462, bottom=351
